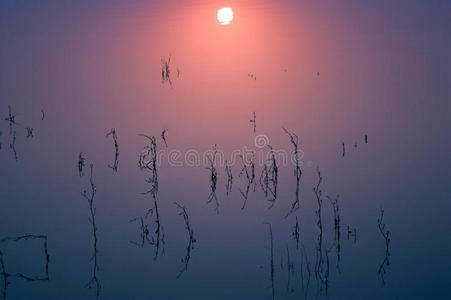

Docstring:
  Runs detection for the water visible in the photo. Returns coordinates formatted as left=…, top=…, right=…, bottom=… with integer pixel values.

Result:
left=1, top=0, right=451, bottom=299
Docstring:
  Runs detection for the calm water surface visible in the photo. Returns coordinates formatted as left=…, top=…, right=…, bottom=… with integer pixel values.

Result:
left=1, top=0, right=451, bottom=299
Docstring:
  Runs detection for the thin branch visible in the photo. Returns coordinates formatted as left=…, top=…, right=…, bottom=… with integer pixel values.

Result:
left=206, top=145, right=219, bottom=214
left=106, top=128, right=119, bottom=172
left=174, top=202, right=197, bottom=278
left=81, top=164, right=101, bottom=298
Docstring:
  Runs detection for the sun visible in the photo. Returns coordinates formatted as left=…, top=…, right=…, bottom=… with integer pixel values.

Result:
left=217, top=7, right=233, bottom=25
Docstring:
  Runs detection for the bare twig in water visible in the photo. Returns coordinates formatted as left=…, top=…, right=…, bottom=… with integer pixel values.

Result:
left=341, top=141, right=345, bottom=158
left=161, top=128, right=168, bottom=148
left=313, top=167, right=326, bottom=295
left=225, top=160, right=233, bottom=196
left=248, top=73, right=257, bottom=80
left=292, top=216, right=300, bottom=250
left=81, top=164, right=101, bottom=298
left=174, top=202, right=197, bottom=278
left=263, top=223, right=275, bottom=300
left=0, top=235, right=50, bottom=299
left=128, top=216, right=150, bottom=247
left=239, top=153, right=256, bottom=210
left=9, top=129, right=17, bottom=162
left=286, top=244, right=295, bottom=293
left=206, top=145, right=219, bottom=214
left=268, top=146, right=278, bottom=208
left=137, top=134, right=164, bottom=260
left=250, top=112, right=256, bottom=132
left=106, top=128, right=119, bottom=172
left=78, top=152, right=86, bottom=177
left=26, top=127, right=34, bottom=138
left=347, top=225, right=357, bottom=244
left=327, top=195, right=341, bottom=272
left=3, top=105, right=19, bottom=136
left=283, top=128, right=302, bottom=217
left=365, top=134, right=368, bottom=144
left=161, top=54, right=173, bottom=88
left=259, top=164, right=269, bottom=198
left=377, top=207, right=391, bottom=286
left=41, top=109, right=45, bottom=121
left=300, top=243, right=311, bottom=299
left=3, top=106, right=20, bottom=161
left=138, top=134, right=158, bottom=196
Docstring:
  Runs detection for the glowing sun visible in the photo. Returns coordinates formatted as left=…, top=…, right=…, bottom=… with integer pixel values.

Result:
left=217, top=7, right=233, bottom=25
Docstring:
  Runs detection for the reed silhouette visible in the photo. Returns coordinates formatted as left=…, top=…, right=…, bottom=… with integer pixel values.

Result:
left=264, top=222, right=275, bottom=300
left=328, top=195, right=342, bottom=272
left=161, top=54, right=173, bottom=88
left=174, top=202, right=197, bottom=278
left=137, top=134, right=164, bottom=260
left=206, top=144, right=219, bottom=214
left=106, top=128, right=119, bottom=172
left=260, top=146, right=278, bottom=209
left=224, top=160, right=233, bottom=196
left=128, top=216, right=150, bottom=247
left=9, top=129, right=17, bottom=162
left=346, top=226, right=357, bottom=244
left=377, top=207, right=391, bottom=286
left=250, top=112, right=256, bottom=132
left=0, top=235, right=50, bottom=300
left=313, top=167, right=328, bottom=296
left=81, top=164, right=101, bottom=298
left=161, top=128, right=168, bottom=148
left=283, top=127, right=302, bottom=217
left=25, top=127, right=34, bottom=138
left=341, top=141, right=345, bottom=158
left=299, top=243, right=311, bottom=298
left=78, top=152, right=86, bottom=177
left=3, top=105, right=19, bottom=136
left=292, top=216, right=300, bottom=250
left=285, top=244, right=295, bottom=293
left=239, top=153, right=255, bottom=210
left=248, top=73, right=257, bottom=80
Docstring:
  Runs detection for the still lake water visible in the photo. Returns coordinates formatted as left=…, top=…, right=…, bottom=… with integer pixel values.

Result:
left=1, top=0, right=451, bottom=299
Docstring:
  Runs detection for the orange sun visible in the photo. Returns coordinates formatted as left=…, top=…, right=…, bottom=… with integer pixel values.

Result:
left=217, top=7, right=233, bottom=25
